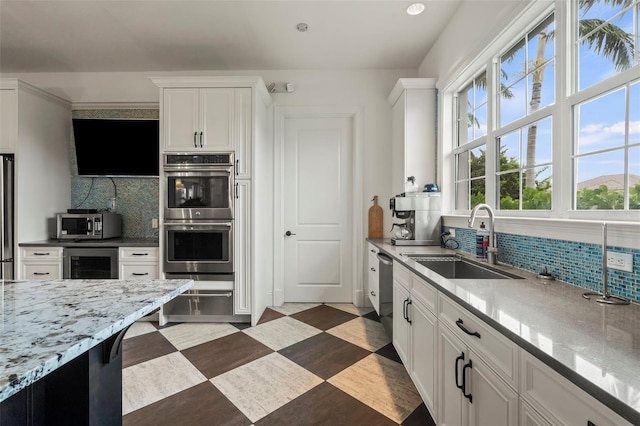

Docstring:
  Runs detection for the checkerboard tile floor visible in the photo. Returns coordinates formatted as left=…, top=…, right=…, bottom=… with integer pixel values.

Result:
left=122, top=303, right=436, bottom=425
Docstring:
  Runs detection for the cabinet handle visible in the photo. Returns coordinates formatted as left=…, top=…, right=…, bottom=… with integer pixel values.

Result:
left=131, top=253, right=149, bottom=256
left=463, top=360, right=473, bottom=403
left=406, top=299, right=412, bottom=324
left=370, top=290, right=376, bottom=296
left=455, top=352, right=465, bottom=390
left=456, top=318, right=481, bottom=339
left=33, top=272, right=50, bottom=275
left=370, top=249, right=376, bottom=253
left=402, top=299, right=408, bottom=320
left=132, top=272, right=149, bottom=276
left=199, top=131, right=203, bottom=148
left=236, top=159, right=239, bottom=175
left=370, top=267, right=376, bottom=272
left=33, top=252, right=51, bottom=256
left=235, top=182, right=239, bottom=199
left=193, top=132, right=198, bottom=148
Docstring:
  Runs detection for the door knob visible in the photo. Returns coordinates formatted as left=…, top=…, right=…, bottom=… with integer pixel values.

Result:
left=285, top=230, right=296, bottom=236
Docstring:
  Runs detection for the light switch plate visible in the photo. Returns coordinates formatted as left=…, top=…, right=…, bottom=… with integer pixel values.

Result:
left=606, top=251, right=633, bottom=272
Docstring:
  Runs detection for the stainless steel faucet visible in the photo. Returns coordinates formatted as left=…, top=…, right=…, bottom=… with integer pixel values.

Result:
left=468, top=203, right=497, bottom=264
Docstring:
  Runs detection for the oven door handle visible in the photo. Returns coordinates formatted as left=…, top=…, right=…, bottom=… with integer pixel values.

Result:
left=165, top=222, right=232, bottom=228
left=163, top=166, right=234, bottom=174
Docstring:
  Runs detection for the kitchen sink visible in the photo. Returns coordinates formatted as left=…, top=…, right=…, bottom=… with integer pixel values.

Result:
left=404, top=254, right=523, bottom=280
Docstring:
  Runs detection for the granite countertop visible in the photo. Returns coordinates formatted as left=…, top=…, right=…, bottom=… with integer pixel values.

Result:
left=368, top=238, right=640, bottom=424
left=19, top=238, right=159, bottom=247
left=0, top=278, right=193, bottom=402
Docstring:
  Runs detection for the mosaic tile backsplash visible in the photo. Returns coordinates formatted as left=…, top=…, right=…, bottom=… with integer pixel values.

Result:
left=70, top=110, right=159, bottom=239
left=444, top=226, right=640, bottom=304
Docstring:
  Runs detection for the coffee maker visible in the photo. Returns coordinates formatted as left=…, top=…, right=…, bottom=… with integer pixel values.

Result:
left=390, top=193, right=441, bottom=246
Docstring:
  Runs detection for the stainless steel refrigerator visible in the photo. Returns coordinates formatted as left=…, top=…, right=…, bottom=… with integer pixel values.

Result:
left=0, top=155, right=14, bottom=280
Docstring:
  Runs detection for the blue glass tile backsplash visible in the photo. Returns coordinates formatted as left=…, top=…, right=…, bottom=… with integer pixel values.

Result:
left=444, top=226, right=640, bottom=304
left=70, top=109, right=159, bottom=239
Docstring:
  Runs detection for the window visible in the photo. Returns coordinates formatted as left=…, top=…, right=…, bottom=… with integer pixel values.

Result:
left=496, top=13, right=555, bottom=211
left=447, top=0, right=640, bottom=217
left=572, top=0, right=640, bottom=211
left=454, top=72, right=487, bottom=210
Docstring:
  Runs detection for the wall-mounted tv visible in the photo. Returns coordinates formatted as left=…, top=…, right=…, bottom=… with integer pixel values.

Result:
left=72, top=118, right=159, bottom=177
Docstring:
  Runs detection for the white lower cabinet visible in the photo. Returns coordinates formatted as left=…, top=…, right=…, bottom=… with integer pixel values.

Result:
left=438, top=323, right=518, bottom=426
left=367, top=243, right=380, bottom=313
left=520, top=350, right=632, bottom=426
left=20, top=247, right=63, bottom=280
left=392, top=262, right=438, bottom=417
left=234, top=180, right=251, bottom=315
left=118, top=247, right=159, bottom=280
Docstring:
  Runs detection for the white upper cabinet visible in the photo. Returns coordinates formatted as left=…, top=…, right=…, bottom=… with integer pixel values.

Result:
left=163, top=87, right=234, bottom=152
left=0, top=89, right=17, bottom=153
left=388, top=78, right=437, bottom=195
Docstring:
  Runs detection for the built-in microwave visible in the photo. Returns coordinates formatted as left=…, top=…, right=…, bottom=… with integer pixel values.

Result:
left=56, top=212, right=122, bottom=240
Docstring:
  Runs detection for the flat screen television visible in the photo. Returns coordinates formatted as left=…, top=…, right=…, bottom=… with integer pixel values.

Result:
left=72, top=118, right=160, bottom=177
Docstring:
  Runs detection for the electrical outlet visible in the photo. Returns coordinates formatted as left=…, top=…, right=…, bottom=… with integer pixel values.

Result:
left=449, top=229, right=456, bottom=238
left=151, top=218, right=158, bottom=229
left=606, top=251, right=633, bottom=273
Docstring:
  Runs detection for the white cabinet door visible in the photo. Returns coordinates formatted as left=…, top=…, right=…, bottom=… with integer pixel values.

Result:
left=163, top=88, right=199, bottom=151
left=367, top=252, right=380, bottom=313
left=200, top=88, right=234, bottom=151
left=233, top=87, right=252, bottom=178
left=438, top=323, right=467, bottom=426
left=467, top=351, right=519, bottom=426
left=234, top=180, right=251, bottom=315
left=0, top=89, right=16, bottom=153
left=410, top=298, right=438, bottom=416
left=392, top=280, right=411, bottom=367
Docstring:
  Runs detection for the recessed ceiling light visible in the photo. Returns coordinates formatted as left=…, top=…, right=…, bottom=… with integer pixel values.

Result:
left=296, top=23, right=308, bottom=32
left=406, top=3, right=425, bottom=16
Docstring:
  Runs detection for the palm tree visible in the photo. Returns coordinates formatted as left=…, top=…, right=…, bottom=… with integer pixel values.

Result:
left=521, top=0, right=634, bottom=188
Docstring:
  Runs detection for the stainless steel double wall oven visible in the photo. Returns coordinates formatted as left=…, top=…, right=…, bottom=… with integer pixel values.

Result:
left=163, top=153, right=234, bottom=276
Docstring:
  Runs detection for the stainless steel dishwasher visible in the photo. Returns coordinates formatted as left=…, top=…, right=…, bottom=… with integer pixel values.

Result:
left=377, top=252, right=393, bottom=339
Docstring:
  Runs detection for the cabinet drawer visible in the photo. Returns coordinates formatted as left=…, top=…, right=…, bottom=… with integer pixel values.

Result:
left=367, top=242, right=379, bottom=257
left=393, top=262, right=411, bottom=290
left=411, top=274, right=437, bottom=314
left=520, top=351, right=632, bottom=426
left=119, top=247, right=159, bottom=261
left=22, top=263, right=62, bottom=280
left=120, top=263, right=159, bottom=280
left=21, top=247, right=63, bottom=260
left=439, top=294, right=518, bottom=388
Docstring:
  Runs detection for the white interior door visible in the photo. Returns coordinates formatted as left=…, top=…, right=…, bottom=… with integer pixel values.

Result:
left=283, top=117, right=353, bottom=303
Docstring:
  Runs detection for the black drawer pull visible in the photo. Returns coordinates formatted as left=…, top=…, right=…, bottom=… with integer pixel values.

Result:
left=131, top=253, right=149, bottom=256
left=33, top=272, right=50, bottom=275
left=33, top=252, right=51, bottom=256
left=406, top=299, right=412, bottom=324
left=132, top=272, right=149, bottom=276
left=455, top=352, right=465, bottom=390
left=370, top=267, right=376, bottom=272
left=370, top=290, right=376, bottom=296
left=456, top=318, right=481, bottom=338
left=193, top=132, right=198, bottom=148
left=463, top=360, right=473, bottom=402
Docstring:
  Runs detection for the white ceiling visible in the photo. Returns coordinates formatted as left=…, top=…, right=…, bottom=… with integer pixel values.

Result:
left=0, top=0, right=461, bottom=73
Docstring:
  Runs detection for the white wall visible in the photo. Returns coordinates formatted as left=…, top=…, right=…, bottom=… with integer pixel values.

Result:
left=3, top=69, right=417, bottom=238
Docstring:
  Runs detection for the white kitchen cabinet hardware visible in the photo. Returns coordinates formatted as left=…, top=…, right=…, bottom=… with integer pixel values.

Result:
left=387, top=78, right=436, bottom=194
left=520, top=350, right=632, bottom=426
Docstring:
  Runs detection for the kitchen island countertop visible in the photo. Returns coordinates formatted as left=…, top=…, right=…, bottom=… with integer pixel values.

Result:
left=368, top=238, right=640, bottom=425
left=0, top=278, right=193, bottom=403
